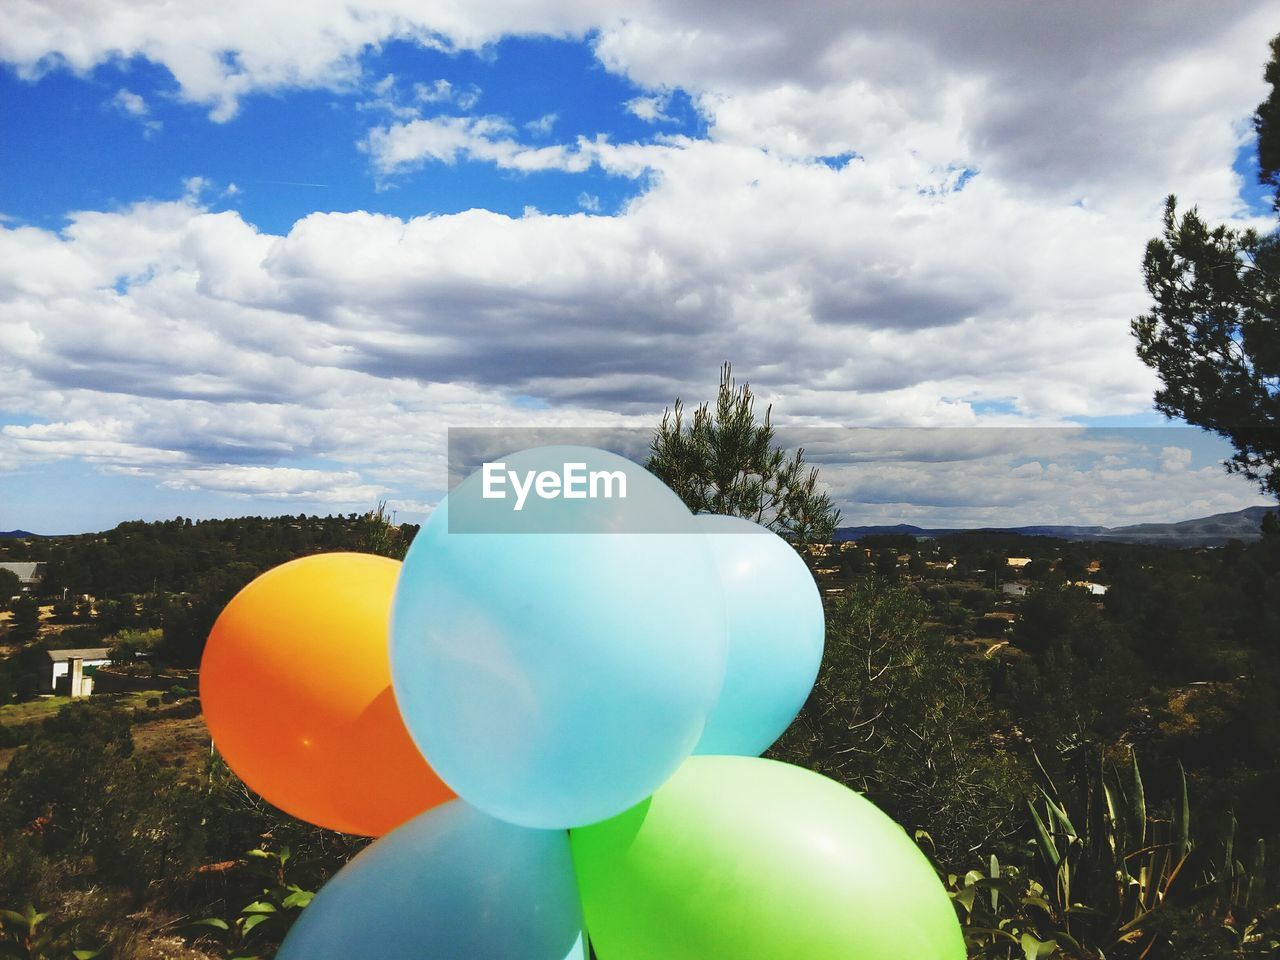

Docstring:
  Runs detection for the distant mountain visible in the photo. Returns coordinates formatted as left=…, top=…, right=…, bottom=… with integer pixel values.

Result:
left=835, top=505, right=1276, bottom=548
left=0, top=530, right=42, bottom=539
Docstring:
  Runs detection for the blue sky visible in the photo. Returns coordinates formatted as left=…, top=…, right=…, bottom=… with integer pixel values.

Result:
left=1, top=36, right=705, bottom=234
left=1, top=2, right=1276, bottom=533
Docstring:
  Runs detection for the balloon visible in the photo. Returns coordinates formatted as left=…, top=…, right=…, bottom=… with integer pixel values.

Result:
left=200, top=553, right=453, bottom=836
left=277, top=800, right=586, bottom=960
left=570, top=756, right=966, bottom=960
left=691, top=514, right=824, bottom=756
left=391, top=445, right=728, bottom=829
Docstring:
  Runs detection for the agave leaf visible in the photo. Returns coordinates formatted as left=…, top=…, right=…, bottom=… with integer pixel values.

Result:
left=991, top=853, right=1001, bottom=913
left=1175, top=761, right=1190, bottom=865
left=1223, top=813, right=1236, bottom=884
left=1030, top=801, right=1061, bottom=869
left=1038, top=786, right=1078, bottom=840
left=1130, top=750, right=1146, bottom=847
left=1103, top=780, right=1122, bottom=859
left=1020, top=931, right=1058, bottom=959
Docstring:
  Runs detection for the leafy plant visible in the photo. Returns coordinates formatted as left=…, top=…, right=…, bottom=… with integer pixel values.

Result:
left=185, top=847, right=314, bottom=960
left=927, top=841, right=1078, bottom=959
left=935, top=749, right=1280, bottom=959
left=0, top=904, right=102, bottom=960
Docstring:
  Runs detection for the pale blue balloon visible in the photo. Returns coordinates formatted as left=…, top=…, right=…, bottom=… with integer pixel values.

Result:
left=276, top=800, right=586, bottom=960
left=692, top=514, right=825, bottom=756
left=391, top=446, right=727, bottom=829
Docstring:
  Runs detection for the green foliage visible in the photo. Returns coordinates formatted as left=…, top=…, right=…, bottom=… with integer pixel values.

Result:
left=934, top=750, right=1280, bottom=959
left=156, top=562, right=258, bottom=666
left=105, top=629, right=160, bottom=664
left=647, top=362, right=839, bottom=545
left=770, top=577, right=1026, bottom=866
left=0, top=701, right=205, bottom=898
left=185, top=847, right=315, bottom=960
left=358, top=501, right=412, bottom=559
left=1131, top=197, right=1280, bottom=500
left=0, top=569, right=21, bottom=610
left=1034, top=751, right=1279, bottom=958
left=0, top=904, right=102, bottom=960
left=0, top=644, right=52, bottom=704
left=1254, top=33, right=1280, bottom=211
left=9, top=598, right=41, bottom=646
left=1005, top=586, right=1141, bottom=750
left=927, top=841, right=1077, bottom=960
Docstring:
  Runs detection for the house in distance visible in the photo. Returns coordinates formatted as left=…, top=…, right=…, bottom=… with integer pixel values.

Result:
left=43, top=648, right=112, bottom=698
left=0, top=561, right=46, bottom=594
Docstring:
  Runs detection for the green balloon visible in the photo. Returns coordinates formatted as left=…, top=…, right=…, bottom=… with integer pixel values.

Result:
left=570, top=756, right=965, bottom=960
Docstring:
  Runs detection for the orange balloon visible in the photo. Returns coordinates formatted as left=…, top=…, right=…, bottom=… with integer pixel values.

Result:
left=200, top=552, right=453, bottom=835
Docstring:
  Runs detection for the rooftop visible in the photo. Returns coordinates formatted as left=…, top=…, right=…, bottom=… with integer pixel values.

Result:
left=46, top=648, right=112, bottom=662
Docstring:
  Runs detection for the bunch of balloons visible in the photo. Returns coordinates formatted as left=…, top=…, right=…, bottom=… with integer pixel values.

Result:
left=200, top=446, right=964, bottom=959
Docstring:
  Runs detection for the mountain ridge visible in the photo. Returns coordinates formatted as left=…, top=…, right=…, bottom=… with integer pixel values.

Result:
left=835, top=505, right=1276, bottom=547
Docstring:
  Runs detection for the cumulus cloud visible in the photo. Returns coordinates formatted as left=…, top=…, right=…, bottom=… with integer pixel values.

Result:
left=1, top=0, right=1276, bottom=520
left=625, top=92, right=672, bottom=122
left=108, top=87, right=163, bottom=136
left=1160, top=445, right=1194, bottom=473
left=362, top=115, right=606, bottom=175
left=525, top=112, right=558, bottom=136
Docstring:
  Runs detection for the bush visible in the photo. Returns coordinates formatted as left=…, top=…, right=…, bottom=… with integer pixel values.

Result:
left=770, top=577, right=1028, bottom=867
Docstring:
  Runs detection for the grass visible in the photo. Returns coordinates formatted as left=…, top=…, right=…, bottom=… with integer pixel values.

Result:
left=0, top=691, right=205, bottom=775
left=0, top=694, right=75, bottom=724
left=0, top=690, right=165, bottom=725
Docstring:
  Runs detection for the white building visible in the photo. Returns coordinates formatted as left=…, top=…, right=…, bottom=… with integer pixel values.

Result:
left=1072, top=581, right=1109, bottom=597
left=44, top=648, right=112, bottom=697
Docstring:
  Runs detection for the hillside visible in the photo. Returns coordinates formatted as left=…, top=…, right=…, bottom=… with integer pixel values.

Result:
left=836, top=504, right=1275, bottom=547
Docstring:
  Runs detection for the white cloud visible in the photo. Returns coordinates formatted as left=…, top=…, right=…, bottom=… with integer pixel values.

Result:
left=362, top=115, right=603, bottom=175
left=110, top=88, right=148, bottom=117
left=108, top=87, right=163, bottom=136
left=2, top=0, right=1277, bottom=520
left=161, top=465, right=382, bottom=502
left=525, top=112, right=558, bottom=135
left=625, top=93, right=672, bottom=122
left=414, top=78, right=453, bottom=103
left=1160, top=445, right=1193, bottom=473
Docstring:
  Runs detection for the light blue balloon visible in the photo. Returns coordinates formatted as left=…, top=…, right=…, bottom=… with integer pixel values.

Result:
left=391, top=446, right=728, bottom=829
left=692, top=514, right=825, bottom=757
left=276, top=800, right=586, bottom=960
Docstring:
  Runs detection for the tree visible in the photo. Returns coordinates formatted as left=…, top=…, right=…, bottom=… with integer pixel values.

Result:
left=0, top=568, right=20, bottom=610
left=769, top=578, right=1026, bottom=865
left=647, top=362, right=840, bottom=544
left=1132, top=199, right=1280, bottom=498
left=1132, top=37, right=1280, bottom=500
left=1254, top=33, right=1280, bottom=210
left=9, top=595, right=41, bottom=645
left=359, top=501, right=410, bottom=559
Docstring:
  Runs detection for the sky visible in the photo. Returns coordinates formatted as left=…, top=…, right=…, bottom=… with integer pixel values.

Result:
left=1, top=0, right=1278, bottom=534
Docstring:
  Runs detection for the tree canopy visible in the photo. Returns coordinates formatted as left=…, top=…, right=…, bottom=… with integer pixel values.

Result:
left=1132, top=35, right=1280, bottom=500
left=646, top=362, right=840, bottom=544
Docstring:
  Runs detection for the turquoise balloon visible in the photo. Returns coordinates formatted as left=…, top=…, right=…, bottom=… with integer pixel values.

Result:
left=692, top=515, right=824, bottom=756
left=276, top=800, right=586, bottom=960
left=391, top=446, right=728, bottom=829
